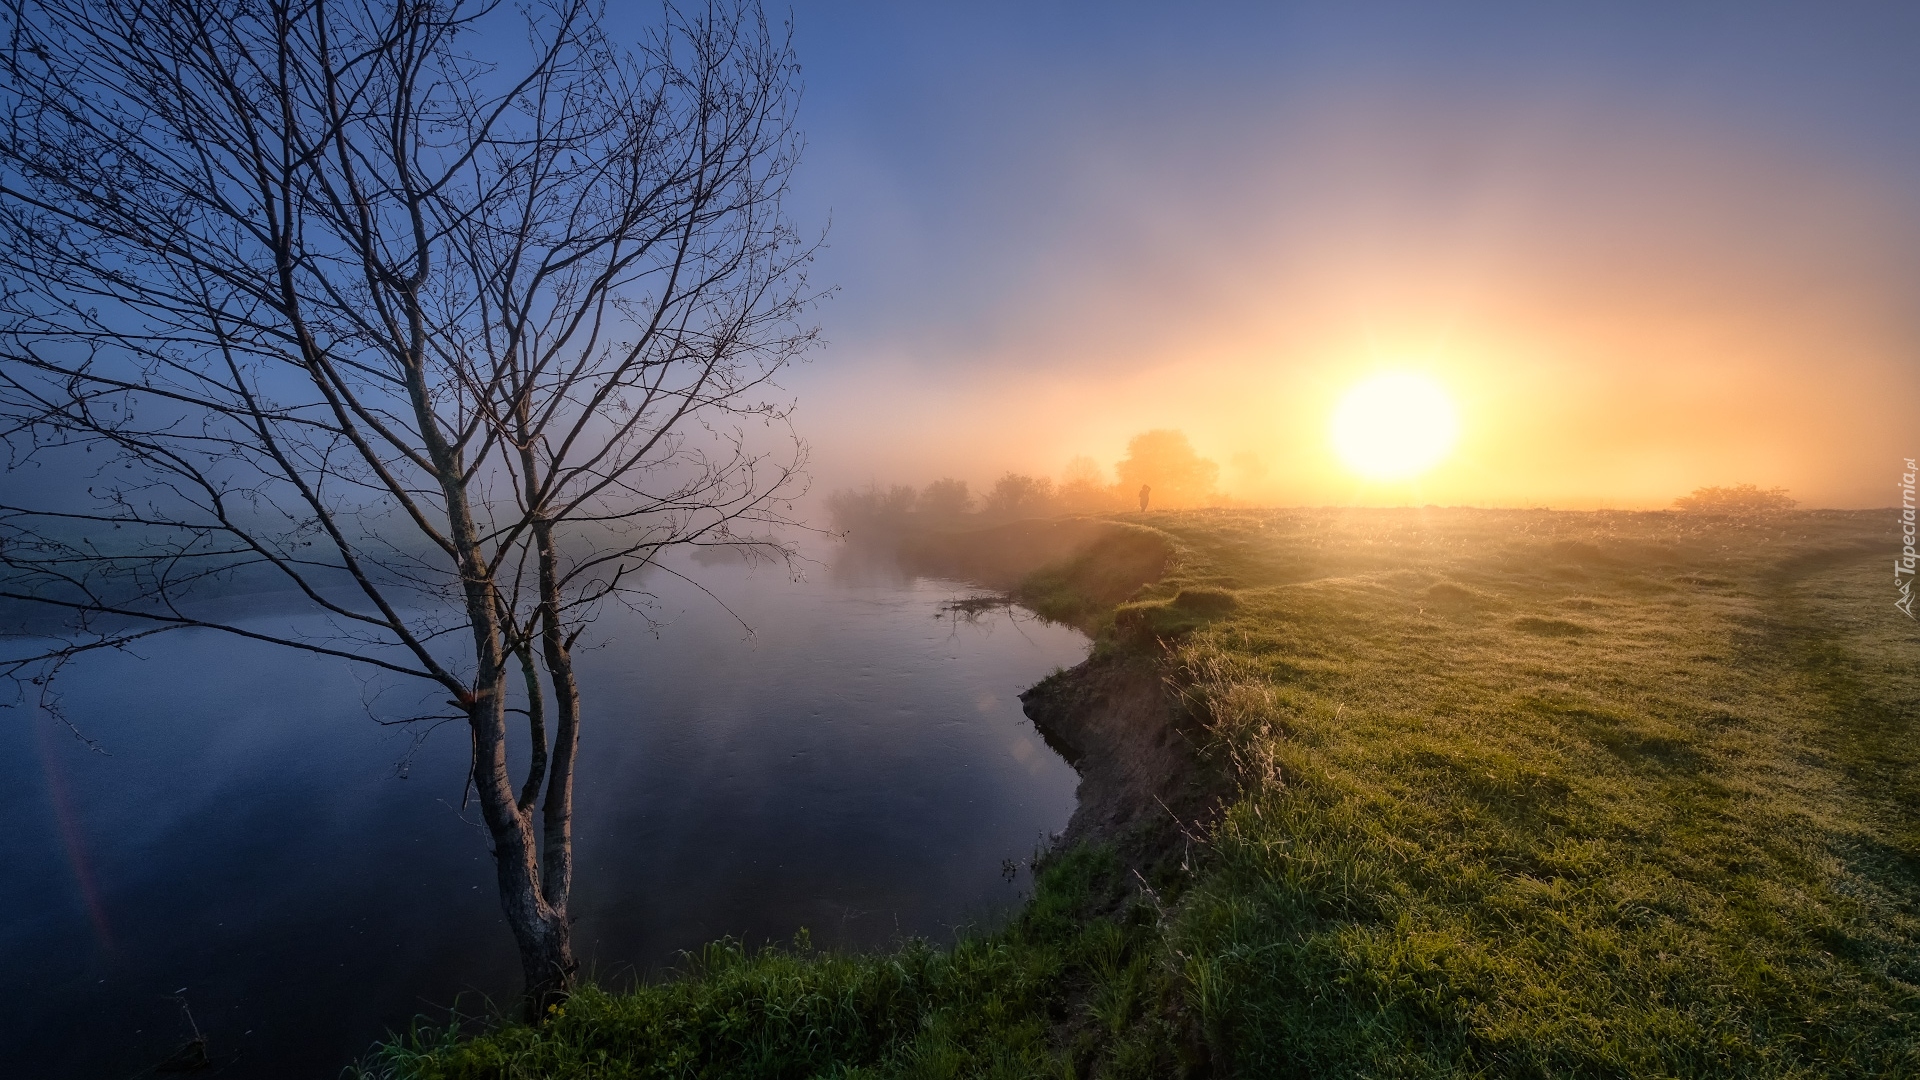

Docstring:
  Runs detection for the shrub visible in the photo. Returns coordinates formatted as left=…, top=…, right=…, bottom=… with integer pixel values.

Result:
left=1672, top=484, right=1796, bottom=513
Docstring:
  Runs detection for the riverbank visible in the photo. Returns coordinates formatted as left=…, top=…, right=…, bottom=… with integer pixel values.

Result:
left=366, top=507, right=1920, bottom=1078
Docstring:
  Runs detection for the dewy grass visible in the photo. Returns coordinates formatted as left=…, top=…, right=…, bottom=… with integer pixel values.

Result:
left=1163, top=508, right=1918, bottom=1078
left=364, top=508, right=1919, bottom=1078
left=358, top=846, right=1193, bottom=1080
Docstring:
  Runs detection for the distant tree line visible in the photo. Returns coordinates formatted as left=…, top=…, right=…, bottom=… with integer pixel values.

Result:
left=829, top=429, right=1221, bottom=534
left=1672, top=484, right=1797, bottom=513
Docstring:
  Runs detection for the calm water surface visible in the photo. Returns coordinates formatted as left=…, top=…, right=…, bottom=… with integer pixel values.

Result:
left=0, top=552, right=1086, bottom=1078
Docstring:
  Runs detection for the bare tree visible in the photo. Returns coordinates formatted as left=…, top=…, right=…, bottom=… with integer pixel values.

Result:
left=0, top=0, right=815, bottom=1016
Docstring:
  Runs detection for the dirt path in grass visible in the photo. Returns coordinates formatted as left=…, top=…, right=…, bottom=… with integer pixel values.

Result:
left=1763, top=542, right=1920, bottom=862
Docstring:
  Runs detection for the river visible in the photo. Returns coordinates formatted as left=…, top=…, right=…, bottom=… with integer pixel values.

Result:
left=0, top=548, right=1086, bottom=1078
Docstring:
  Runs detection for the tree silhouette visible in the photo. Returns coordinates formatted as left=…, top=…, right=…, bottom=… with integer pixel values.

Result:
left=1672, top=484, right=1797, bottom=513
left=0, top=0, right=813, bottom=1016
left=1057, top=455, right=1116, bottom=513
left=982, top=472, right=1057, bottom=519
left=918, top=478, right=974, bottom=519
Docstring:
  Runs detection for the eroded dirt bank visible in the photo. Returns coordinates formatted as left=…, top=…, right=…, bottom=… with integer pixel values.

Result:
left=1019, top=656, right=1214, bottom=867
left=888, top=516, right=1211, bottom=866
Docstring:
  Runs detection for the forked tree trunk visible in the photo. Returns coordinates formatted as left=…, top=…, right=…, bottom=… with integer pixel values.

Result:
left=439, top=428, right=579, bottom=1018
left=535, top=518, right=582, bottom=938
left=466, top=678, right=578, bottom=1021
left=0, top=0, right=808, bottom=1030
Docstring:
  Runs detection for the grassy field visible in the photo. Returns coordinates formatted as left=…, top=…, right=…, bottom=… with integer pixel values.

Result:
left=365, top=508, right=1919, bottom=1079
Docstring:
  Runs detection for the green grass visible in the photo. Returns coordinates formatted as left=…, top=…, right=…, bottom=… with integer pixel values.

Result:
left=366, top=508, right=1920, bottom=1078
left=357, top=847, right=1192, bottom=1080
left=1159, top=508, right=1918, bottom=1077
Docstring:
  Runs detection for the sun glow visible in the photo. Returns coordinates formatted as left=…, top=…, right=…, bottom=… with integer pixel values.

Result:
left=1330, top=372, right=1460, bottom=481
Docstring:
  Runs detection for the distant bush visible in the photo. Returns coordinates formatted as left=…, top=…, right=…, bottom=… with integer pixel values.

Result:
left=917, top=477, right=974, bottom=519
left=826, top=483, right=917, bottom=533
left=826, top=428, right=1223, bottom=538
left=981, top=472, right=1057, bottom=520
left=1672, top=483, right=1797, bottom=513
left=1057, top=455, right=1124, bottom=513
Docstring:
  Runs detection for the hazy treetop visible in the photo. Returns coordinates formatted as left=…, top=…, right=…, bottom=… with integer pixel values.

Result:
left=1114, top=431, right=1219, bottom=509
left=1672, top=484, right=1797, bottom=513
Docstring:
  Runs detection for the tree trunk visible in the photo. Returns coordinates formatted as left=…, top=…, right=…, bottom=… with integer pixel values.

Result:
left=435, top=424, right=577, bottom=1019
left=516, top=915, right=576, bottom=1020
left=0, top=0, right=810, bottom=1035
left=465, top=583, right=577, bottom=1019
left=535, top=517, right=582, bottom=924
left=465, top=644, right=578, bottom=1022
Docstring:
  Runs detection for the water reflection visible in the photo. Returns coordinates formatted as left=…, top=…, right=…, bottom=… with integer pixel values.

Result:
left=0, top=548, right=1085, bottom=1078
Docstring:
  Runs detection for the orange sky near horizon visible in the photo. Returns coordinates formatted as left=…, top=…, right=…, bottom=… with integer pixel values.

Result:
left=797, top=101, right=1916, bottom=511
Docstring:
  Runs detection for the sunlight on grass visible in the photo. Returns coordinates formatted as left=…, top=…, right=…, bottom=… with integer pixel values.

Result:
left=364, top=507, right=1917, bottom=1078
left=1156, top=508, right=1917, bottom=1076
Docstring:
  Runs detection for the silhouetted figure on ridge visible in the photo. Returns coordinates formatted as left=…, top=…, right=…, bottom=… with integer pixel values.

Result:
left=1138, top=484, right=1151, bottom=512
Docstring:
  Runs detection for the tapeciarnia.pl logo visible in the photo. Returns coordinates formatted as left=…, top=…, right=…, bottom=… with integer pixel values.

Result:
left=1899, top=458, right=1917, bottom=619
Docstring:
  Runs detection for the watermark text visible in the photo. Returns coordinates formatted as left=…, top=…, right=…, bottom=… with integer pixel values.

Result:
left=1899, top=458, right=1916, bottom=619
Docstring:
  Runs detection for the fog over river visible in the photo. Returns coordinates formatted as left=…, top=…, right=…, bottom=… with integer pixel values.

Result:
left=0, top=549, right=1086, bottom=1079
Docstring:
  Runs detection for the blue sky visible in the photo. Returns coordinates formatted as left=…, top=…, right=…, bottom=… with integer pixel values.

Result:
left=639, top=3, right=1920, bottom=505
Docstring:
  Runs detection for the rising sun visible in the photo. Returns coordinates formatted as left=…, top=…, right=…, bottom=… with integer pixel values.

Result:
left=1330, top=372, right=1460, bottom=481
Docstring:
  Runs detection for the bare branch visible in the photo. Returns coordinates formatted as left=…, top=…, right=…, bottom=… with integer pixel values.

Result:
left=0, top=0, right=815, bottom=1016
